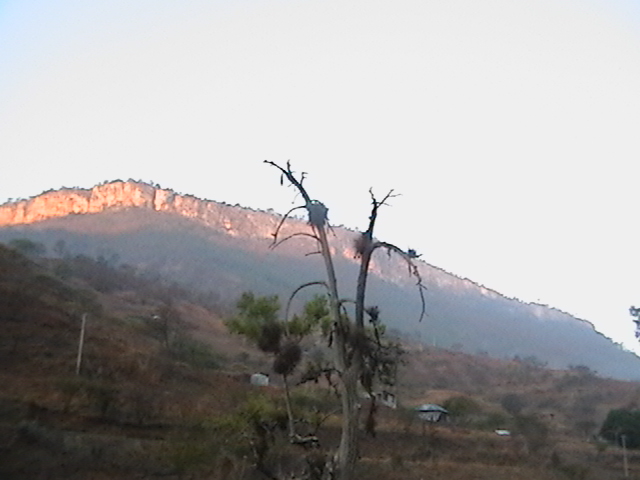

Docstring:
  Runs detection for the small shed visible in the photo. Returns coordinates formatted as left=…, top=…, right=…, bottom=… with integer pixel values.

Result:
left=250, top=373, right=270, bottom=387
left=416, top=404, right=449, bottom=423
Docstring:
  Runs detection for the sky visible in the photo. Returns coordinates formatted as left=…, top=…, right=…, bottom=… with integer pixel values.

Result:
left=1, top=0, right=639, bottom=352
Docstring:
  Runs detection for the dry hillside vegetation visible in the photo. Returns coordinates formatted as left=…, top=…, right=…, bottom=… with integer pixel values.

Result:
left=2, top=243, right=640, bottom=479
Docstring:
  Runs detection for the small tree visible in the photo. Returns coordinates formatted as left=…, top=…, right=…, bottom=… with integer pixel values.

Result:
left=226, top=292, right=329, bottom=444
left=262, top=161, right=425, bottom=480
left=601, top=408, right=640, bottom=448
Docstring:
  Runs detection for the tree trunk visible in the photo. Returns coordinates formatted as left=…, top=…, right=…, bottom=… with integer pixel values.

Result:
left=316, top=226, right=359, bottom=480
left=282, top=373, right=295, bottom=438
left=336, top=365, right=359, bottom=480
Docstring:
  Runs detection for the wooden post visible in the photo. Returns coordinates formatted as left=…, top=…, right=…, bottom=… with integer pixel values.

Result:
left=622, top=434, right=629, bottom=478
left=76, top=313, right=87, bottom=375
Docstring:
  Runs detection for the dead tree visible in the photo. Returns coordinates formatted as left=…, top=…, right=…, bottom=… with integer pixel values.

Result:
left=264, top=161, right=425, bottom=480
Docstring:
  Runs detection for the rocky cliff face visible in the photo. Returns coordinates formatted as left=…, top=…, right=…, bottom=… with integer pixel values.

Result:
left=0, top=181, right=417, bottom=281
left=1, top=182, right=152, bottom=225
left=0, top=180, right=584, bottom=302
left=0, top=181, right=286, bottom=240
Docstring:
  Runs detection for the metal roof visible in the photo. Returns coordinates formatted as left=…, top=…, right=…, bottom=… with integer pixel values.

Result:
left=416, top=404, right=449, bottom=413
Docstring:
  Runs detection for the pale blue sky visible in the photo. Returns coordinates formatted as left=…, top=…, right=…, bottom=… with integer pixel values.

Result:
left=1, top=0, right=639, bottom=352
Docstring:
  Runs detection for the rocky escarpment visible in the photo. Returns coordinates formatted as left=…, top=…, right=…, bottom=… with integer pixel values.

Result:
left=0, top=182, right=480, bottom=288
left=0, top=179, right=602, bottom=304
left=0, top=181, right=286, bottom=240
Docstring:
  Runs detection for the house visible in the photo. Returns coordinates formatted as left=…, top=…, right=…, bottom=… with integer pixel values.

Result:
left=361, top=390, right=398, bottom=409
left=250, top=373, right=269, bottom=387
left=416, top=404, right=449, bottom=422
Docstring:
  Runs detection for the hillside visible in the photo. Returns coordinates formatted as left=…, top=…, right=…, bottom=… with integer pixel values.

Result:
left=0, top=243, right=265, bottom=479
left=1, top=180, right=638, bottom=380
left=3, top=242, right=640, bottom=479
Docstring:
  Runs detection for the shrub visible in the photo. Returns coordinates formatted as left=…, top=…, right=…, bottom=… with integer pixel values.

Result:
left=600, top=408, right=640, bottom=448
left=444, top=395, right=481, bottom=417
left=171, top=335, right=222, bottom=369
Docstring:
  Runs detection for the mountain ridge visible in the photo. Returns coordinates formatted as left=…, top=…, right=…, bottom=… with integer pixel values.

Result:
left=1, top=180, right=637, bottom=379
left=0, top=180, right=606, bottom=326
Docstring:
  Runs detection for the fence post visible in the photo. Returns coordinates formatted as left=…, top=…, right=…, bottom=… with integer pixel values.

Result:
left=76, top=313, right=87, bottom=375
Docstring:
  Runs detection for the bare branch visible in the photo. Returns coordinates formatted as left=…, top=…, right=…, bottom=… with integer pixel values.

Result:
left=336, top=299, right=356, bottom=322
left=265, top=160, right=329, bottom=229
left=362, top=188, right=399, bottom=239
left=310, top=407, right=342, bottom=435
left=271, top=205, right=307, bottom=245
left=284, top=281, right=329, bottom=334
left=373, top=241, right=427, bottom=322
left=369, top=188, right=399, bottom=209
left=355, top=188, right=401, bottom=332
left=271, top=232, right=319, bottom=250
left=264, top=160, right=312, bottom=205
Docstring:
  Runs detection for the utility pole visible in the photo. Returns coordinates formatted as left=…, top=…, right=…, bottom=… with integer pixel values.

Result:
left=622, top=434, right=629, bottom=478
left=76, top=313, right=87, bottom=375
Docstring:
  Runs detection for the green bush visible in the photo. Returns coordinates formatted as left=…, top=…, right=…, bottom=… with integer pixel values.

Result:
left=171, top=335, right=222, bottom=369
left=600, top=408, right=640, bottom=448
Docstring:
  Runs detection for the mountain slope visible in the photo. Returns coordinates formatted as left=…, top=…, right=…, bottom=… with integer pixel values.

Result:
left=1, top=180, right=639, bottom=380
left=6, top=241, right=640, bottom=480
